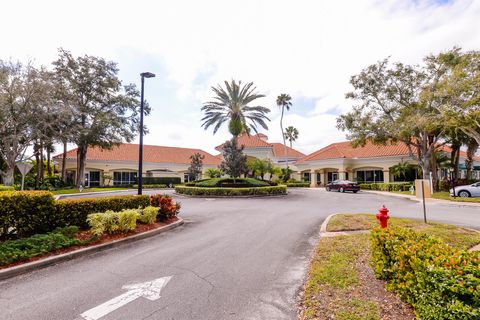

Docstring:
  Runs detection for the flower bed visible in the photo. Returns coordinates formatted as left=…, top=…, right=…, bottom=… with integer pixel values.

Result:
left=175, top=185, right=287, bottom=196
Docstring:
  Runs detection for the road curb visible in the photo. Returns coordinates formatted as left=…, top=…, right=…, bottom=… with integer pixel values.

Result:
left=362, top=190, right=480, bottom=207
left=0, top=218, right=184, bottom=281
left=320, top=213, right=336, bottom=233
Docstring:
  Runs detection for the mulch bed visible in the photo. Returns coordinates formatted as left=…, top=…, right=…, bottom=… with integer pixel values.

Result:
left=0, top=217, right=179, bottom=270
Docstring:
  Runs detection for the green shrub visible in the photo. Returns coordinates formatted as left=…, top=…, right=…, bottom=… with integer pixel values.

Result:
left=0, top=192, right=150, bottom=238
left=138, top=206, right=158, bottom=224
left=141, top=177, right=181, bottom=185
left=371, top=227, right=480, bottom=319
left=359, top=182, right=412, bottom=192
left=194, top=178, right=270, bottom=188
left=175, top=185, right=287, bottom=196
left=0, top=227, right=79, bottom=266
left=0, top=185, right=14, bottom=192
left=55, top=195, right=150, bottom=228
left=132, top=184, right=167, bottom=189
left=87, top=209, right=138, bottom=236
left=286, top=182, right=310, bottom=188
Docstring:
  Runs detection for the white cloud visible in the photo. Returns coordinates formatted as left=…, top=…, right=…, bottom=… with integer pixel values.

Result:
left=1, top=0, right=479, bottom=156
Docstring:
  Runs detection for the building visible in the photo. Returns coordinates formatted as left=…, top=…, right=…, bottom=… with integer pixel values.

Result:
left=54, top=144, right=221, bottom=186
left=215, top=133, right=305, bottom=166
left=295, top=140, right=480, bottom=187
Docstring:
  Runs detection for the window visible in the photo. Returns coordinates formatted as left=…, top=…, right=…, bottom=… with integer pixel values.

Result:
left=355, top=170, right=384, bottom=183
left=113, top=171, right=137, bottom=185
left=303, top=172, right=310, bottom=182
left=89, top=171, right=101, bottom=187
left=184, top=173, right=190, bottom=183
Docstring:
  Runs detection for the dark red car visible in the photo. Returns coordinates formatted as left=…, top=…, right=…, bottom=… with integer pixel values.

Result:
left=326, top=180, right=360, bottom=193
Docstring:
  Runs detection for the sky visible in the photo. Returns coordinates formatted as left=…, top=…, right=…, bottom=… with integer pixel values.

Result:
left=1, top=0, right=479, bottom=156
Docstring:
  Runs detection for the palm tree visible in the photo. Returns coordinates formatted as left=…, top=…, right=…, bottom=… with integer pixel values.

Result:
left=284, top=126, right=299, bottom=149
left=390, top=159, right=415, bottom=181
left=276, top=94, right=292, bottom=166
left=201, top=80, right=270, bottom=137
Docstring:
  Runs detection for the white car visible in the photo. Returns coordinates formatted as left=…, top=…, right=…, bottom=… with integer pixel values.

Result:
left=450, top=182, right=480, bottom=198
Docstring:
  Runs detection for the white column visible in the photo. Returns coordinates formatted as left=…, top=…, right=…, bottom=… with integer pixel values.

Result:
left=383, top=169, right=390, bottom=183
left=310, top=169, right=317, bottom=188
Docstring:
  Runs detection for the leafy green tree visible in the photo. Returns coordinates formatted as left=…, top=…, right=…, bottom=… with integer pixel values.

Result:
left=337, top=55, right=451, bottom=179
left=465, top=138, right=479, bottom=180
left=205, top=168, right=221, bottom=178
left=390, top=160, right=415, bottom=181
left=284, top=126, right=299, bottom=148
left=53, top=49, right=144, bottom=187
left=0, top=61, right=46, bottom=185
left=266, top=161, right=280, bottom=181
left=219, top=138, right=248, bottom=182
left=279, top=167, right=293, bottom=182
left=276, top=94, right=292, bottom=165
left=201, top=80, right=270, bottom=137
left=188, top=153, right=205, bottom=181
left=248, top=158, right=268, bottom=180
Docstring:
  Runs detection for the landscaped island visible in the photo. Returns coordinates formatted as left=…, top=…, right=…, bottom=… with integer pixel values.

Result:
left=175, top=178, right=287, bottom=196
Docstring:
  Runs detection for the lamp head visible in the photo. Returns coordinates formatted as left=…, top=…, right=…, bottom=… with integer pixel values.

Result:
left=140, top=72, right=156, bottom=78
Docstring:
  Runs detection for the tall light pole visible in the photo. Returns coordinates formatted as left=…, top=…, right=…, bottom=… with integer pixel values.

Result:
left=138, top=72, right=155, bottom=195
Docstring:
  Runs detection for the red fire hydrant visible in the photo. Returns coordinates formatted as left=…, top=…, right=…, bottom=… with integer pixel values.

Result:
left=376, top=205, right=389, bottom=228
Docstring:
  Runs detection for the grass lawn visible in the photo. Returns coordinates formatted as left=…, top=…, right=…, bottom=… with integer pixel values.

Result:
left=432, top=191, right=480, bottom=203
left=300, top=234, right=414, bottom=320
left=52, top=187, right=129, bottom=195
left=327, top=213, right=480, bottom=250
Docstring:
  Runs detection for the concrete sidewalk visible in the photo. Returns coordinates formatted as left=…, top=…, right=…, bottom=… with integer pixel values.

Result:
left=362, top=190, right=480, bottom=207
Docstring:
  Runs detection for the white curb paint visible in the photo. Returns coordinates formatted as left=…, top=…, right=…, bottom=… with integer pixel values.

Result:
left=80, top=276, right=172, bottom=320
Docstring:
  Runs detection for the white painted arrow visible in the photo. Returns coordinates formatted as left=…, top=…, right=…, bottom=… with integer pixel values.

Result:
left=80, top=276, right=172, bottom=320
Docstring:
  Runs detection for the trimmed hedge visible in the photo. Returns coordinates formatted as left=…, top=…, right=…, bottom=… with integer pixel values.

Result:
left=286, top=182, right=310, bottom=188
left=132, top=184, right=168, bottom=189
left=141, top=177, right=181, bottom=185
left=360, top=182, right=413, bottom=192
left=193, top=178, right=270, bottom=188
left=371, top=227, right=480, bottom=319
left=175, top=185, right=287, bottom=196
left=0, top=185, right=14, bottom=192
left=0, top=191, right=150, bottom=237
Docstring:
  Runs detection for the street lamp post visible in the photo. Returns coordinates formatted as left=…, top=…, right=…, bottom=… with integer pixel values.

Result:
left=138, top=72, right=155, bottom=195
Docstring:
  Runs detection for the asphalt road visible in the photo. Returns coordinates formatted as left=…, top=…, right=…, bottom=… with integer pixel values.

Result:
left=1, top=189, right=479, bottom=320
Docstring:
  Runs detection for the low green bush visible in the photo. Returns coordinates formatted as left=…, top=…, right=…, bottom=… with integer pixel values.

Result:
left=359, top=182, right=413, bottom=192
left=87, top=209, right=138, bottom=236
left=286, top=182, right=310, bottom=188
left=371, top=227, right=480, bottom=319
left=132, top=184, right=168, bottom=189
left=141, top=177, right=181, bottom=185
left=0, top=227, right=80, bottom=266
left=175, top=185, right=287, bottom=196
left=138, top=206, right=158, bottom=224
left=0, top=185, right=14, bottom=192
left=0, top=191, right=150, bottom=238
left=194, top=178, right=270, bottom=188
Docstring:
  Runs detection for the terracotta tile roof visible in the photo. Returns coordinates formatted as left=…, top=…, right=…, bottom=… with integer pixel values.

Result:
left=215, top=133, right=273, bottom=151
left=53, top=144, right=221, bottom=165
left=271, top=143, right=305, bottom=159
left=296, top=140, right=480, bottom=164
left=296, top=141, right=411, bottom=163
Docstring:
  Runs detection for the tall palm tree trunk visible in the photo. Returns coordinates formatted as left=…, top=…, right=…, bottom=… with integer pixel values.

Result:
left=280, top=107, right=288, bottom=168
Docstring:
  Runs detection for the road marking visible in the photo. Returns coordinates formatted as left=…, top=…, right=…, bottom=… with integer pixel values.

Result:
left=80, top=276, right=172, bottom=320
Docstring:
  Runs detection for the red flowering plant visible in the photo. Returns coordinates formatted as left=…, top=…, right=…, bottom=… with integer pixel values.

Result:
left=149, top=194, right=181, bottom=221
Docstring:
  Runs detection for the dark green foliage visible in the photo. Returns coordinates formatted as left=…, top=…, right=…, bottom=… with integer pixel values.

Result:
left=55, top=195, right=150, bottom=228
left=0, top=227, right=80, bottom=266
left=132, top=184, right=168, bottom=189
left=371, top=227, right=480, bottom=319
left=175, top=185, right=287, bottom=196
left=193, top=178, right=270, bottom=188
left=0, top=191, right=150, bottom=237
left=188, top=153, right=205, bottom=181
left=359, top=182, right=413, bottom=192
left=141, top=177, right=181, bottom=186
left=219, top=138, right=248, bottom=179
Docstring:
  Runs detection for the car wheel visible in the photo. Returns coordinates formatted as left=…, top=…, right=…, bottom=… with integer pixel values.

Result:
left=326, top=187, right=330, bottom=191
left=458, top=190, right=471, bottom=198
left=340, top=187, right=345, bottom=193
left=353, top=190, right=358, bottom=193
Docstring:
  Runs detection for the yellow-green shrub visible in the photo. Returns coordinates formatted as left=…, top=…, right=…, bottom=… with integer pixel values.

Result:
left=87, top=209, right=139, bottom=236
left=138, top=206, right=158, bottom=224
left=371, top=227, right=480, bottom=319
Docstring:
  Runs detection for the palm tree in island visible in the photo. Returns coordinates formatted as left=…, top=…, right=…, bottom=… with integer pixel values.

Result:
left=276, top=93, right=292, bottom=166
left=284, top=126, right=299, bottom=149
left=201, top=80, right=270, bottom=138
